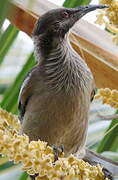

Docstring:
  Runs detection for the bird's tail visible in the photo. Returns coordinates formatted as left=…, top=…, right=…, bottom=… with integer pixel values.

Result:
left=83, top=149, right=118, bottom=177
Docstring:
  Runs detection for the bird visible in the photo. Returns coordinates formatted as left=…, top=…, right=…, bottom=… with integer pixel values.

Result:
left=18, top=4, right=118, bottom=179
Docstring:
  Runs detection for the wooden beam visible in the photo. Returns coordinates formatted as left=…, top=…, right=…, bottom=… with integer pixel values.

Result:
left=7, top=0, right=118, bottom=89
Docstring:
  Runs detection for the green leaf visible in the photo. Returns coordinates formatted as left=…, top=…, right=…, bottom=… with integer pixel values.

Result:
left=63, top=0, right=92, bottom=8
left=0, top=0, right=10, bottom=30
left=0, top=161, right=14, bottom=171
left=101, top=151, right=118, bottom=161
left=0, top=53, right=36, bottom=114
left=87, top=116, right=111, bottom=150
left=0, top=24, right=19, bottom=65
left=0, top=84, right=9, bottom=94
left=97, top=110, right=118, bottom=153
left=18, top=172, right=28, bottom=180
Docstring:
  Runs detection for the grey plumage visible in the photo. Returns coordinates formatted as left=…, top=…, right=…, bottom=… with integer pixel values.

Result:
left=19, top=37, right=94, bottom=155
left=19, top=7, right=95, bottom=156
left=18, top=5, right=117, bottom=179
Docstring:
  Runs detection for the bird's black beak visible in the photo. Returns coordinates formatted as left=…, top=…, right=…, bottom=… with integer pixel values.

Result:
left=72, top=4, right=108, bottom=19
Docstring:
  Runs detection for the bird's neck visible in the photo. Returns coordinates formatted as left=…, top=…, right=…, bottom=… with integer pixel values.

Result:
left=33, top=33, right=86, bottom=93
left=33, top=32, right=68, bottom=61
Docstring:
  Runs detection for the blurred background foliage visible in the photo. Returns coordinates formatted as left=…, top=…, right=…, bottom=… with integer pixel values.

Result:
left=0, top=0, right=117, bottom=179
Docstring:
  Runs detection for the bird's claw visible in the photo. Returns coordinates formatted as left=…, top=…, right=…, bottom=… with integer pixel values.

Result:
left=30, top=173, right=38, bottom=180
left=52, top=144, right=64, bottom=162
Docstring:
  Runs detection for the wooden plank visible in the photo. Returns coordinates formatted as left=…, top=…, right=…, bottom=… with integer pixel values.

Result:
left=7, top=0, right=57, bottom=35
left=71, top=41, right=118, bottom=89
left=72, top=21, right=118, bottom=69
left=7, top=0, right=118, bottom=89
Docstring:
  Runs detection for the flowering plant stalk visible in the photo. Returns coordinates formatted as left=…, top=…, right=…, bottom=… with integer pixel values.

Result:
left=96, top=0, right=118, bottom=45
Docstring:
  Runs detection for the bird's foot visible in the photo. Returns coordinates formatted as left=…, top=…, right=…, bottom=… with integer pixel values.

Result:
left=30, top=173, right=38, bottom=180
left=83, top=158, right=113, bottom=180
left=52, top=144, right=64, bottom=162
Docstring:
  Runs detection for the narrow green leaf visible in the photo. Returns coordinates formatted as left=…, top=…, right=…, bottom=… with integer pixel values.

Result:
left=0, top=84, right=8, bottom=94
left=101, top=151, right=118, bottom=161
left=0, top=0, right=10, bottom=29
left=97, top=111, right=118, bottom=153
left=0, top=53, right=36, bottom=114
left=0, top=24, right=19, bottom=65
left=0, top=161, right=14, bottom=171
left=18, top=172, right=28, bottom=180
left=63, top=0, right=92, bottom=8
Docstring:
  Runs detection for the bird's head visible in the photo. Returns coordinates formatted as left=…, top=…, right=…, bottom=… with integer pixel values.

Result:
left=33, top=4, right=107, bottom=38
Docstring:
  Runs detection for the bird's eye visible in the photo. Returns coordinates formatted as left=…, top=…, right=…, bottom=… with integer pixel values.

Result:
left=61, top=11, right=69, bottom=18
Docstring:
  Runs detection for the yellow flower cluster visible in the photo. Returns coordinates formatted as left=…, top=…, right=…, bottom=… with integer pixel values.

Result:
left=0, top=108, right=107, bottom=180
left=96, top=0, right=118, bottom=45
left=95, top=88, right=118, bottom=108
left=0, top=108, right=20, bottom=131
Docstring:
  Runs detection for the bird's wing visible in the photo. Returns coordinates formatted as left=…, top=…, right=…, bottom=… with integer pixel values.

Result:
left=18, top=67, right=36, bottom=122
left=91, top=88, right=96, bottom=102
left=90, top=77, right=96, bottom=102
